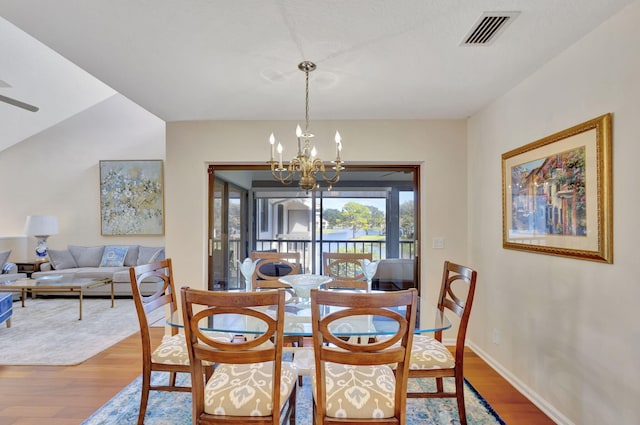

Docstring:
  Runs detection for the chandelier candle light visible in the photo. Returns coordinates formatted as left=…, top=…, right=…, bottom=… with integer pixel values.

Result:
left=268, top=61, right=344, bottom=192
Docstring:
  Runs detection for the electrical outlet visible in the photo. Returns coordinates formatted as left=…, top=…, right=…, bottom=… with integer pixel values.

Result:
left=491, top=328, right=500, bottom=345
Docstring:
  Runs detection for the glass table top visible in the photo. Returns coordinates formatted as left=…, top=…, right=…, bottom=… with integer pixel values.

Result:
left=169, top=289, right=450, bottom=337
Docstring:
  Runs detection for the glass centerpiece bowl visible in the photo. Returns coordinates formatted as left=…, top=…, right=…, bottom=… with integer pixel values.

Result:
left=279, top=274, right=333, bottom=305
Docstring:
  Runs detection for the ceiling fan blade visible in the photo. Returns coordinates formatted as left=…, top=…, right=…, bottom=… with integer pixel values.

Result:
left=0, top=94, right=39, bottom=112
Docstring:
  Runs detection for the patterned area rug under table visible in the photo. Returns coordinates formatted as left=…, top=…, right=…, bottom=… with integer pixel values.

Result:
left=82, top=372, right=505, bottom=425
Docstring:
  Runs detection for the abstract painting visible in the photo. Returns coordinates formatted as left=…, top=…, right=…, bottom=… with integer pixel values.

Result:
left=99, top=160, right=164, bottom=235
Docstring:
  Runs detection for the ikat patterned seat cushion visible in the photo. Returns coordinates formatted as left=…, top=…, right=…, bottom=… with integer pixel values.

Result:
left=203, top=361, right=297, bottom=416
left=151, top=333, right=232, bottom=365
left=311, top=363, right=397, bottom=419
left=408, top=335, right=455, bottom=369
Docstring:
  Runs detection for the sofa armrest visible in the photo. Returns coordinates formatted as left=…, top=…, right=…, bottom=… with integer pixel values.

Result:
left=2, top=262, right=17, bottom=274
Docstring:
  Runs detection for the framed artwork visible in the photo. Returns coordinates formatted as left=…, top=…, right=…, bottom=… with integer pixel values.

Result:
left=99, top=160, right=164, bottom=235
left=502, top=113, right=612, bottom=263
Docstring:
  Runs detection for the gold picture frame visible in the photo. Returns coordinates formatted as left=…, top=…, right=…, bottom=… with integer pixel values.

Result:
left=502, top=113, right=612, bottom=263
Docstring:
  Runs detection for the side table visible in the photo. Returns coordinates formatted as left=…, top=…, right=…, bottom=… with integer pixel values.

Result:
left=14, top=260, right=44, bottom=278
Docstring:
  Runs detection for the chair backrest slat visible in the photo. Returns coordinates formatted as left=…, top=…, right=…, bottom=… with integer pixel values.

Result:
left=322, top=252, right=372, bottom=289
left=130, top=258, right=177, bottom=336
left=435, top=260, right=478, bottom=356
left=250, top=251, right=301, bottom=289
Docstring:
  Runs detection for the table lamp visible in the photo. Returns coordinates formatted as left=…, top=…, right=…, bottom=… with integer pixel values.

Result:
left=24, top=215, right=59, bottom=259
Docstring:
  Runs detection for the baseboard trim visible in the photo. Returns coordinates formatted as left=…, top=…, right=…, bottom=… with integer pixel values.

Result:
left=466, top=340, right=573, bottom=425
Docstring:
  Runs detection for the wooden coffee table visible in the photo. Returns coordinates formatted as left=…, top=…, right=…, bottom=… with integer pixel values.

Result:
left=0, top=277, right=114, bottom=320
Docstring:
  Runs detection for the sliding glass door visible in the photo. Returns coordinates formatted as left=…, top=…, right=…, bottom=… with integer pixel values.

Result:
left=208, top=164, right=420, bottom=293
left=209, top=176, right=247, bottom=290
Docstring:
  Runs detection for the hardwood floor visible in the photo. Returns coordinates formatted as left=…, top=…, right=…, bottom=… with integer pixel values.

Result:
left=461, top=347, right=555, bottom=425
left=0, top=328, right=555, bottom=424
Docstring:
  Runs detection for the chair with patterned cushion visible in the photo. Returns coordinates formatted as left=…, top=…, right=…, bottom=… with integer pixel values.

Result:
left=251, top=250, right=304, bottom=362
left=322, top=252, right=371, bottom=289
left=129, top=258, right=229, bottom=425
left=181, top=287, right=297, bottom=425
left=406, top=260, right=478, bottom=425
left=310, top=287, right=418, bottom=425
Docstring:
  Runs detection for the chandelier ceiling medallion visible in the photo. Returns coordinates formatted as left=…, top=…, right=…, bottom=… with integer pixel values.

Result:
left=268, top=61, right=344, bottom=192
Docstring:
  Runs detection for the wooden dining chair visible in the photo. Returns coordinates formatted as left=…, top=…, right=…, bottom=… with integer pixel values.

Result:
left=250, top=251, right=301, bottom=290
left=322, top=252, right=371, bottom=289
left=181, top=287, right=297, bottom=425
left=406, top=260, right=478, bottom=425
left=250, top=251, right=304, bottom=384
left=129, top=258, right=229, bottom=425
left=310, top=287, right=418, bottom=425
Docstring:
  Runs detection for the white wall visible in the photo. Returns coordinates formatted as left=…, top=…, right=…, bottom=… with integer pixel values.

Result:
left=0, top=94, right=166, bottom=259
left=467, top=1, right=640, bottom=424
left=0, top=236, right=26, bottom=259
left=165, top=119, right=467, bottom=312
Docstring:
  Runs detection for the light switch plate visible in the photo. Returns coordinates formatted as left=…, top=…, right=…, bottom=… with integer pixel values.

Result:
left=432, top=237, right=445, bottom=249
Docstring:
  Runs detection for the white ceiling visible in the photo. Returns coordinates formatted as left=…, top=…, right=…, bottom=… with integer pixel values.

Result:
left=0, top=0, right=634, bottom=151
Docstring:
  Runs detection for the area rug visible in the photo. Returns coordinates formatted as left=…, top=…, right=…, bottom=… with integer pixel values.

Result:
left=82, top=372, right=505, bottom=425
left=0, top=298, right=163, bottom=365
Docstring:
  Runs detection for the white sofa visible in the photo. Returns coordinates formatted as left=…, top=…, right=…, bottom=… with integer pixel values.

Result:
left=32, top=245, right=165, bottom=296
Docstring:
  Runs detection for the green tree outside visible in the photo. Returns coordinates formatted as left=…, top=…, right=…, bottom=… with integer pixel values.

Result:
left=399, top=200, right=414, bottom=240
left=322, top=208, right=341, bottom=229
left=337, top=202, right=371, bottom=238
left=368, top=205, right=385, bottom=235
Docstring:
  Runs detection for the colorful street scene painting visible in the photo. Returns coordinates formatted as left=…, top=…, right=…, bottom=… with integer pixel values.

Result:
left=510, top=147, right=586, bottom=236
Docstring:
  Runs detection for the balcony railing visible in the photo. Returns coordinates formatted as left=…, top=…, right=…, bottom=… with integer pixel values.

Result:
left=220, top=238, right=414, bottom=291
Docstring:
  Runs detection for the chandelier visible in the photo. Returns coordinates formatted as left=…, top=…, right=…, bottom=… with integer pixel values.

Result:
left=268, top=61, right=344, bottom=191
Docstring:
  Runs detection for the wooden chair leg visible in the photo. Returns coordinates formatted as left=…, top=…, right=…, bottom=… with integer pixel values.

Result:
left=289, top=384, right=297, bottom=424
left=138, top=371, right=151, bottom=425
left=455, top=374, right=467, bottom=425
left=295, top=337, right=304, bottom=386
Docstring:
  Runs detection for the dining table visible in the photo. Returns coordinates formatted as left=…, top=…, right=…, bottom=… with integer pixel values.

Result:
left=168, top=286, right=451, bottom=377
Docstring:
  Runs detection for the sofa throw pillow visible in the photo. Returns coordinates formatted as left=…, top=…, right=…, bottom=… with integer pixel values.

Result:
left=137, top=246, right=165, bottom=265
left=48, top=249, right=78, bottom=270
left=2, top=262, right=14, bottom=274
left=0, top=250, right=11, bottom=270
left=99, top=246, right=129, bottom=267
left=68, top=245, right=105, bottom=267
left=123, top=245, right=140, bottom=267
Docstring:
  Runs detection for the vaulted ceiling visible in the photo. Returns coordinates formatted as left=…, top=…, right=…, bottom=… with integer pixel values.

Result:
left=0, top=0, right=634, bottom=151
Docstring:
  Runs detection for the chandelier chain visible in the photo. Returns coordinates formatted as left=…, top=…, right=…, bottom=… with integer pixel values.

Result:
left=304, top=68, right=310, bottom=135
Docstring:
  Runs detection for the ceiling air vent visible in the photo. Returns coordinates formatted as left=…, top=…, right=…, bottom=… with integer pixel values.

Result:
left=461, top=11, right=519, bottom=46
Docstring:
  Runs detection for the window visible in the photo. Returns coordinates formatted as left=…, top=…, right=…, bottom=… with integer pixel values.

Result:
left=209, top=164, right=419, bottom=292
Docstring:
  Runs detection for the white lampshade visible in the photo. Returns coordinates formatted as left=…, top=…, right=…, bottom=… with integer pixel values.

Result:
left=24, top=215, right=59, bottom=236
